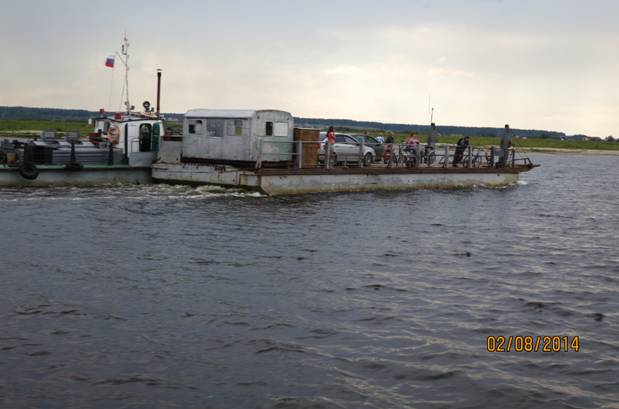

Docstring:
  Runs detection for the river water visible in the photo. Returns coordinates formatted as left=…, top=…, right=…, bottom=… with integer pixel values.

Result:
left=1, top=153, right=617, bottom=409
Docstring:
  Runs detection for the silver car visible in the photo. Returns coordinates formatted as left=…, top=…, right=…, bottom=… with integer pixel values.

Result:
left=319, top=132, right=376, bottom=166
left=352, top=134, right=384, bottom=162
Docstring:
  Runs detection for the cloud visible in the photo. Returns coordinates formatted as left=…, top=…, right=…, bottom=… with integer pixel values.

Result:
left=428, top=68, right=475, bottom=78
left=1, top=1, right=619, bottom=136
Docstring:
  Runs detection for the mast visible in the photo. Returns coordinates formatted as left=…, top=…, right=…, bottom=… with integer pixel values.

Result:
left=117, top=34, right=131, bottom=114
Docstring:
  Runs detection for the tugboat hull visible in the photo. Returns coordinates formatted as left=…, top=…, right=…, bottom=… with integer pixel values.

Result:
left=0, top=165, right=152, bottom=187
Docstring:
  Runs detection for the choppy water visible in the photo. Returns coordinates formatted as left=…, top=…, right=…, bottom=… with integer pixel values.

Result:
left=1, top=153, right=618, bottom=409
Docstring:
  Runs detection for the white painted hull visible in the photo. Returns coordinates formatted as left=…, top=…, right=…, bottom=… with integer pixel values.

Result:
left=152, top=163, right=521, bottom=196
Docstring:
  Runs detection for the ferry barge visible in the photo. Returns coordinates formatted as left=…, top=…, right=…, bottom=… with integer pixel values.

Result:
left=151, top=109, right=537, bottom=195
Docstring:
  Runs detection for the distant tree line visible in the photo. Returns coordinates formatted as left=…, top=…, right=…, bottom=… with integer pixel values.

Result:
left=295, top=117, right=569, bottom=140
left=0, top=106, right=97, bottom=121
left=0, top=106, right=185, bottom=122
left=0, top=105, right=598, bottom=140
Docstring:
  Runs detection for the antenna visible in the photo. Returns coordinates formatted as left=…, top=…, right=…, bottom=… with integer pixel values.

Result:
left=428, top=95, right=434, bottom=124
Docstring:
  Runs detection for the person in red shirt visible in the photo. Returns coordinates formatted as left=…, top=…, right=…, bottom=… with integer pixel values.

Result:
left=325, top=126, right=336, bottom=168
left=405, top=132, right=420, bottom=147
left=326, top=126, right=335, bottom=144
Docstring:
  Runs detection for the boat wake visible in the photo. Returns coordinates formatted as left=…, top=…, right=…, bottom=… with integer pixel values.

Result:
left=0, top=184, right=267, bottom=202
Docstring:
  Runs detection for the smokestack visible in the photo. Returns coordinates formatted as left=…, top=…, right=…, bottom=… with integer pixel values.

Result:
left=156, top=69, right=162, bottom=117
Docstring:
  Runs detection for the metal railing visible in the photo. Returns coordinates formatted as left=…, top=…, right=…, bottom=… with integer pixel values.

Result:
left=386, top=144, right=533, bottom=169
left=255, top=139, right=370, bottom=169
left=253, top=139, right=533, bottom=170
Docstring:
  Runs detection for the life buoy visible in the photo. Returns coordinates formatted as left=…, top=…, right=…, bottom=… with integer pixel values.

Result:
left=18, top=163, right=39, bottom=180
left=108, top=125, right=120, bottom=144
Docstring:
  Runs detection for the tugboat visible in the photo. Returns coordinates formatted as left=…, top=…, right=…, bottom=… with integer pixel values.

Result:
left=0, top=37, right=163, bottom=187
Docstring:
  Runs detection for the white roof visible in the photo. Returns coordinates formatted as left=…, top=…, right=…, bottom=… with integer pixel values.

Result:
left=185, top=109, right=256, bottom=118
left=185, top=109, right=292, bottom=118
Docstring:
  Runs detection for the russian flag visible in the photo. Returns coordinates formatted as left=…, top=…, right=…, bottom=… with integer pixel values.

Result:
left=105, top=56, right=115, bottom=68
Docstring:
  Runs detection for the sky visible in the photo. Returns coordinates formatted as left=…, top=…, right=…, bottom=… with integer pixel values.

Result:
left=1, top=0, right=618, bottom=136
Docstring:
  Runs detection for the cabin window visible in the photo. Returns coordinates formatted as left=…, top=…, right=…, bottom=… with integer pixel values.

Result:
left=266, top=122, right=273, bottom=136
left=206, top=119, right=225, bottom=137
left=274, top=122, right=288, bottom=137
left=226, top=119, right=249, bottom=137
left=234, top=119, right=243, bottom=136
left=188, top=119, right=203, bottom=135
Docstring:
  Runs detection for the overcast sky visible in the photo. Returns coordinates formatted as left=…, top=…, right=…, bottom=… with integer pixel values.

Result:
left=1, top=0, right=618, bottom=136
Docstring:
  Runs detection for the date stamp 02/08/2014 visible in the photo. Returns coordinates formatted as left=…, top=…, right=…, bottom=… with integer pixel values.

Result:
left=486, top=336, right=580, bottom=353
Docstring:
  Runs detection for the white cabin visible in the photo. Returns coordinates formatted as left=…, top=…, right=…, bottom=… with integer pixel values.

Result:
left=92, top=112, right=162, bottom=166
left=182, top=109, right=294, bottom=163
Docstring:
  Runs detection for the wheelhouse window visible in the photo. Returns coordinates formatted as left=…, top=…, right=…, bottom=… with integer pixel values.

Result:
left=96, top=120, right=111, bottom=134
left=266, top=122, right=273, bottom=136
left=188, top=119, right=203, bottom=135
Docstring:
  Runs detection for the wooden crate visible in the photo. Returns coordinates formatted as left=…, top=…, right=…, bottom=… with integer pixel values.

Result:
left=293, top=128, right=320, bottom=169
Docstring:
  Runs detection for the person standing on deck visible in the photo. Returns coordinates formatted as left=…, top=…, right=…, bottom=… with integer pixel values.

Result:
left=425, top=123, right=440, bottom=160
left=427, top=123, right=440, bottom=147
left=499, top=124, right=512, bottom=166
left=453, top=136, right=470, bottom=166
left=384, top=131, right=395, bottom=162
left=325, top=126, right=336, bottom=168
